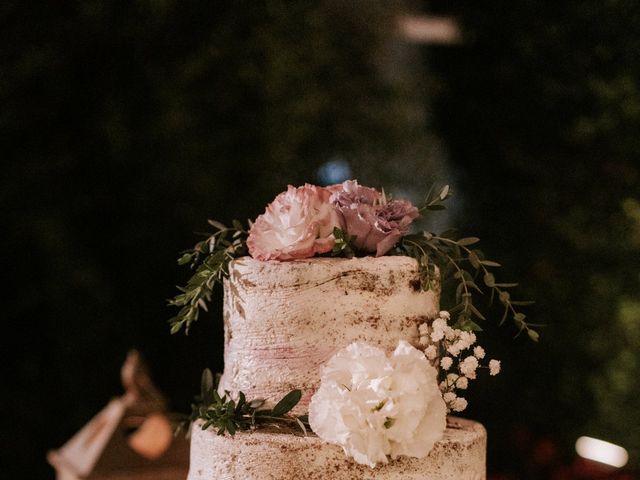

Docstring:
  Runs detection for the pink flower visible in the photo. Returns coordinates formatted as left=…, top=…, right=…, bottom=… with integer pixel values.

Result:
left=247, top=184, right=341, bottom=261
left=331, top=180, right=419, bottom=256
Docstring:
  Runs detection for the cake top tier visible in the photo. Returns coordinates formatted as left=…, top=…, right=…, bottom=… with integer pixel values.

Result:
left=218, top=255, right=441, bottom=413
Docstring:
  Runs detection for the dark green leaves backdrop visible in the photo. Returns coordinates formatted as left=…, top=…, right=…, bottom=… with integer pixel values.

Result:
left=2, top=1, right=639, bottom=478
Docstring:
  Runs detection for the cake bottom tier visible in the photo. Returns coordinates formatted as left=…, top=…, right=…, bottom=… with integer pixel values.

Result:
left=188, top=417, right=486, bottom=480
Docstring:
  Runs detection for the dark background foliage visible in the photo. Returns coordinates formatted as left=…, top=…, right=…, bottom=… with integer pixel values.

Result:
left=2, top=1, right=639, bottom=478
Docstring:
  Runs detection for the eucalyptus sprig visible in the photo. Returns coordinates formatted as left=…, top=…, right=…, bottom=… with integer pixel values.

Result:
left=178, top=369, right=310, bottom=436
left=399, top=231, right=537, bottom=340
left=420, top=184, right=452, bottom=212
left=397, top=184, right=538, bottom=341
left=168, top=220, right=248, bottom=334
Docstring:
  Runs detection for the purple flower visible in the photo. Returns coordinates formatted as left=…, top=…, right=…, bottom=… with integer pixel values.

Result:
left=330, top=180, right=419, bottom=256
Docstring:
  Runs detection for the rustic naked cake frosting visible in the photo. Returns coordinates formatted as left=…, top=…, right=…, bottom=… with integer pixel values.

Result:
left=171, top=181, right=531, bottom=480
left=187, top=256, right=486, bottom=479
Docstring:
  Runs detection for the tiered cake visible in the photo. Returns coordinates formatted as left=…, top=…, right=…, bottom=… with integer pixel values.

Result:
left=187, top=256, right=486, bottom=479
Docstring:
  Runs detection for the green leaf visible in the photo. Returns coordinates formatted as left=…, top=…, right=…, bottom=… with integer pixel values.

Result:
left=232, top=219, right=244, bottom=231
left=249, top=398, right=266, bottom=409
left=457, top=237, right=480, bottom=246
left=528, top=330, right=540, bottom=342
left=207, top=219, right=227, bottom=230
left=439, top=185, right=450, bottom=200
left=479, top=259, right=502, bottom=267
left=271, top=389, right=302, bottom=417
left=468, top=251, right=480, bottom=269
left=464, top=319, right=483, bottom=331
left=467, top=281, right=484, bottom=294
left=226, top=420, right=236, bottom=435
left=483, top=272, right=495, bottom=287
left=178, top=253, right=193, bottom=265
left=469, top=303, right=487, bottom=321
left=500, top=306, right=509, bottom=326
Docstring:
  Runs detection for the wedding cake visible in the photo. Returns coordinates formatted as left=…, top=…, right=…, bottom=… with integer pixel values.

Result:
left=170, top=181, right=529, bottom=480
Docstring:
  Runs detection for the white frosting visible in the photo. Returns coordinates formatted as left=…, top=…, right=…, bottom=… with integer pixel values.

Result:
left=188, top=417, right=486, bottom=480
left=218, top=256, right=440, bottom=413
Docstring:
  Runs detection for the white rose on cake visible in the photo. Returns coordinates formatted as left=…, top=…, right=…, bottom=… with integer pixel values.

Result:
left=309, top=341, right=447, bottom=468
left=247, top=184, right=341, bottom=260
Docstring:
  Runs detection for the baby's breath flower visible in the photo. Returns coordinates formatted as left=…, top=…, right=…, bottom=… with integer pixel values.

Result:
left=447, top=343, right=462, bottom=357
left=444, top=326, right=457, bottom=341
left=431, top=330, right=444, bottom=342
left=443, top=391, right=457, bottom=404
left=473, top=346, right=485, bottom=359
left=424, top=345, right=437, bottom=360
left=489, top=359, right=501, bottom=376
left=430, top=318, right=446, bottom=342
left=422, top=310, right=502, bottom=413
left=446, top=373, right=459, bottom=385
left=457, top=331, right=474, bottom=350
left=452, top=397, right=468, bottom=412
left=460, top=356, right=479, bottom=379
left=440, top=357, right=453, bottom=371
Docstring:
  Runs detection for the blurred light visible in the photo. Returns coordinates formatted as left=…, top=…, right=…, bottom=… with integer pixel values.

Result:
left=128, top=413, right=173, bottom=460
left=317, top=158, right=351, bottom=185
left=575, top=436, right=628, bottom=468
left=398, top=15, right=461, bottom=45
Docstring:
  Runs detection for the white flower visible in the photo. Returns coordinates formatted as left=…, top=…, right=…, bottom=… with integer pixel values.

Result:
left=473, top=346, right=485, bottom=359
left=424, top=345, right=437, bottom=360
left=444, top=326, right=457, bottom=341
left=446, top=343, right=462, bottom=357
left=440, top=357, right=453, bottom=371
left=443, top=391, right=457, bottom=404
left=419, top=335, right=430, bottom=347
left=309, top=341, right=447, bottom=467
left=458, top=331, right=476, bottom=350
left=438, top=310, right=451, bottom=320
left=459, top=356, right=479, bottom=379
left=430, top=318, right=447, bottom=342
left=446, top=373, right=459, bottom=386
left=418, top=323, right=430, bottom=336
left=489, top=359, right=501, bottom=376
left=456, top=376, right=469, bottom=390
left=451, top=397, right=468, bottom=412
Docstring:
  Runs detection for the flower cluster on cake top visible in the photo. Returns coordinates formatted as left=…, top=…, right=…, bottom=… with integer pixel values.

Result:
left=247, top=180, right=419, bottom=260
